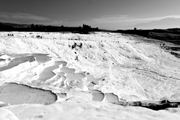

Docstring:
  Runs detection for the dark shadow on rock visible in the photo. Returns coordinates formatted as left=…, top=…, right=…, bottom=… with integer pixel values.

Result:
left=114, top=99, right=179, bottom=111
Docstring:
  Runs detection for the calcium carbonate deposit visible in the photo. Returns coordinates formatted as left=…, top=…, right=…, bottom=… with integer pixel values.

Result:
left=0, top=32, right=180, bottom=120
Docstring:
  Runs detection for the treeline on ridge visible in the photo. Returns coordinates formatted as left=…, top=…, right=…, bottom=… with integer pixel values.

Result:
left=0, top=22, right=99, bottom=34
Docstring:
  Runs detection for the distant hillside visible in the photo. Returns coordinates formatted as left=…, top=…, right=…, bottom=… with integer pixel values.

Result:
left=117, top=28, right=180, bottom=45
left=132, top=18, right=180, bottom=29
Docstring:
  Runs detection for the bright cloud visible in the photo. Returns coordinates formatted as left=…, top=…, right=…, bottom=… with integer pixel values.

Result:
left=89, top=15, right=180, bottom=24
left=0, top=12, right=50, bottom=21
left=0, top=12, right=65, bottom=25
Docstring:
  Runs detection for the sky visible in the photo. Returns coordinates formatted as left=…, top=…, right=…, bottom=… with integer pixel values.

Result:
left=0, top=0, right=180, bottom=29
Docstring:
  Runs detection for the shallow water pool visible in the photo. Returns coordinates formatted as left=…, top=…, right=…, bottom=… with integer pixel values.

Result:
left=0, top=83, right=57, bottom=105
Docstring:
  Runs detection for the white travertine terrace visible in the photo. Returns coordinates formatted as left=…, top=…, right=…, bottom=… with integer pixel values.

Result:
left=0, top=32, right=180, bottom=120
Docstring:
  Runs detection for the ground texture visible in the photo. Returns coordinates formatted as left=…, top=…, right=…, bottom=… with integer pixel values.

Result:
left=0, top=32, right=180, bottom=120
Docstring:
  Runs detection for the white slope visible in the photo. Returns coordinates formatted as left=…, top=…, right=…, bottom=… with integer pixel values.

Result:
left=3, top=99, right=180, bottom=120
left=0, top=32, right=180, bottom=120
left=0, top=108, right=19, bottom=120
